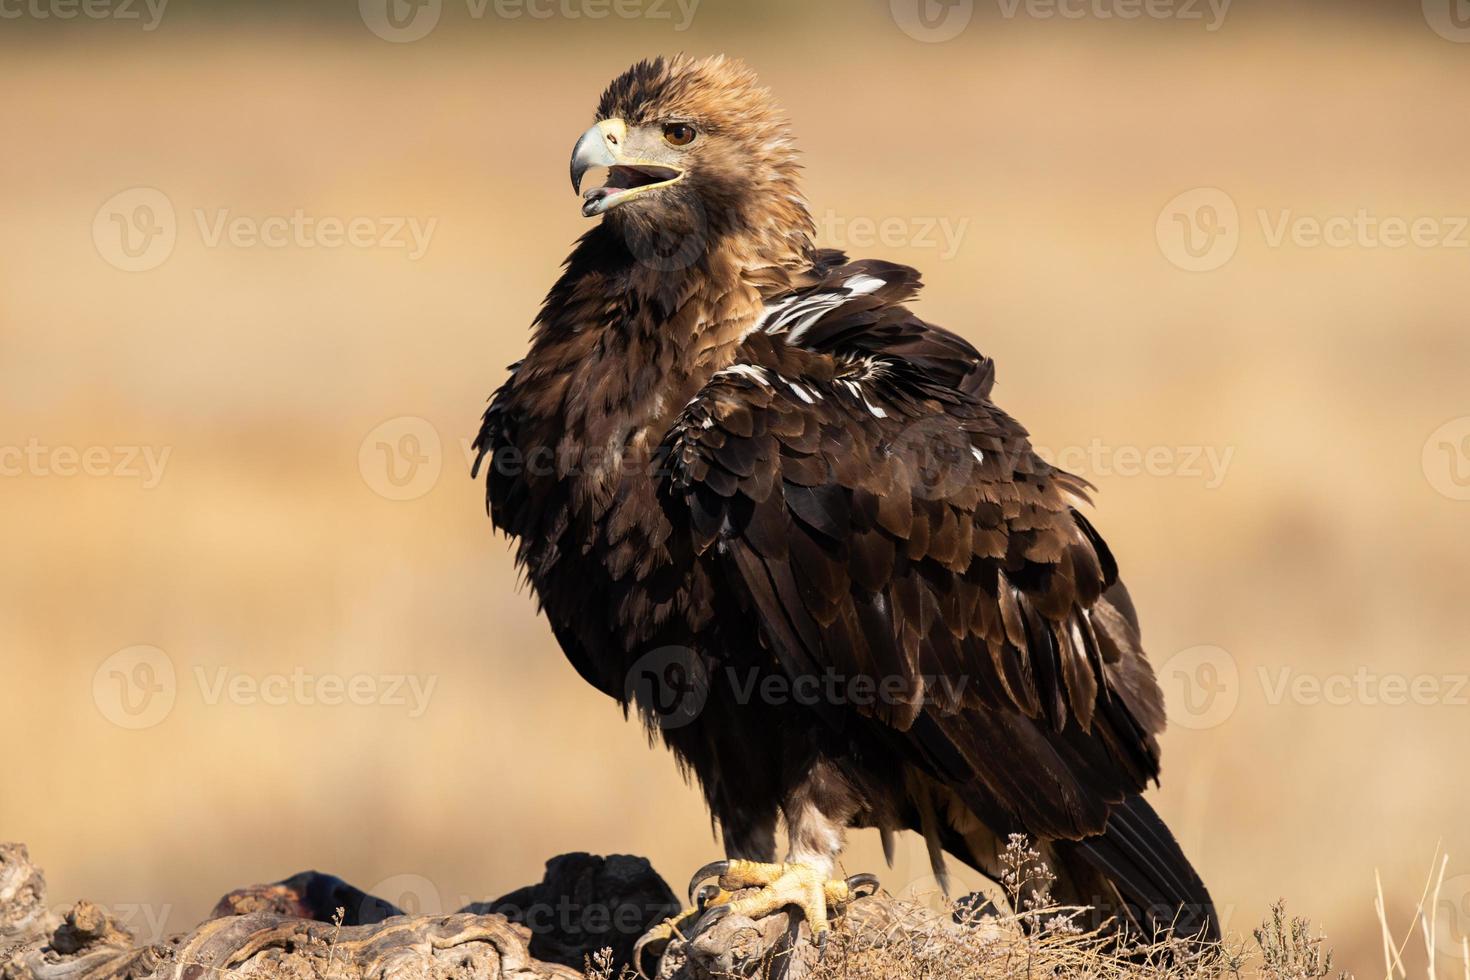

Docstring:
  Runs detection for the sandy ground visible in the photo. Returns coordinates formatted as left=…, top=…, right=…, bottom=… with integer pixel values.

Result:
left=2, top=2, right=1469, bottom=973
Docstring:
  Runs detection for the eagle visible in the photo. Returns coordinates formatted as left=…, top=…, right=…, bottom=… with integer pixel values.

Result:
left=474, top=54, right=1218, bottom=967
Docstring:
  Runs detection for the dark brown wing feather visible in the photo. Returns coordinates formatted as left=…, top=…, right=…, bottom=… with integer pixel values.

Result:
left=662, top=271, right=1165, bottom=842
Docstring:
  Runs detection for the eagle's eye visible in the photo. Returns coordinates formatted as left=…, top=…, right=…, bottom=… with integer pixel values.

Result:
left=662, top=122, right=697, bottom=147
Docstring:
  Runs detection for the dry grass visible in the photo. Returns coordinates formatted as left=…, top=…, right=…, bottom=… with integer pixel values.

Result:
left=585, top=842, right=1470, bottom=980
left=798, top=835, right=1234, bottom=980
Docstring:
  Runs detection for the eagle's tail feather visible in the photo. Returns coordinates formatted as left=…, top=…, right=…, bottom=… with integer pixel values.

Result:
left=1053, top=794, right=1220, bottom=946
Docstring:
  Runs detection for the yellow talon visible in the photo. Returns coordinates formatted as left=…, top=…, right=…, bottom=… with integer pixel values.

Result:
left=686, top=860, right=879, bottom=948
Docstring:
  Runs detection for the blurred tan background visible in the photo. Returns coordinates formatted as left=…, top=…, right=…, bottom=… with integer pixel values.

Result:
left=3, top=0, right=1469, bottom=972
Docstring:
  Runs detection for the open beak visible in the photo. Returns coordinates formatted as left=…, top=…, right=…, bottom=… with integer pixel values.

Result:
left=570, top=119, right=684, bottom=218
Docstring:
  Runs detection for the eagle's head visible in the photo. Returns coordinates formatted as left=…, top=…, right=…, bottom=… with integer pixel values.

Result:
left=570, top=55, right=809, bottom=251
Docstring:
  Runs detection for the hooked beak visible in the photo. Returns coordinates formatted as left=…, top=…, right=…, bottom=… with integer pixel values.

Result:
left=569, top=119, right=685, bottom=218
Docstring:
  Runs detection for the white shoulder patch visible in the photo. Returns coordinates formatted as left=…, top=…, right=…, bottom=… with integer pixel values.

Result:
left=716, top=362, right=770, bottom=386
left=752, top=270, right=893, bottom=346
left=786, top=380, right=818, bottom=404
left=842, top=273, right=886, bottom=295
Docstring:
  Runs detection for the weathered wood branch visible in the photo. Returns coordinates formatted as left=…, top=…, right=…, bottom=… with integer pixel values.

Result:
left=1, top=843, right=1000, bottom=980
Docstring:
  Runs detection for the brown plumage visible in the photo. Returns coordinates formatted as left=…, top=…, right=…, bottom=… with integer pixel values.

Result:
left=475, top=54, right=1216, bottom=946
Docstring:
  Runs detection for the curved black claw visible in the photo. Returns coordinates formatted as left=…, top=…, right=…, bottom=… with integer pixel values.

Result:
left=845, top=873, right=881, bottom=899
left=631, top=930, right=666, bottom=980
left=687, top=860, right=730, bottom=905
left=689, top=901, right=732, bottom=941
left=694, top=883, right=722, bottom=909
left=816, top=928, right=830, bottom=960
